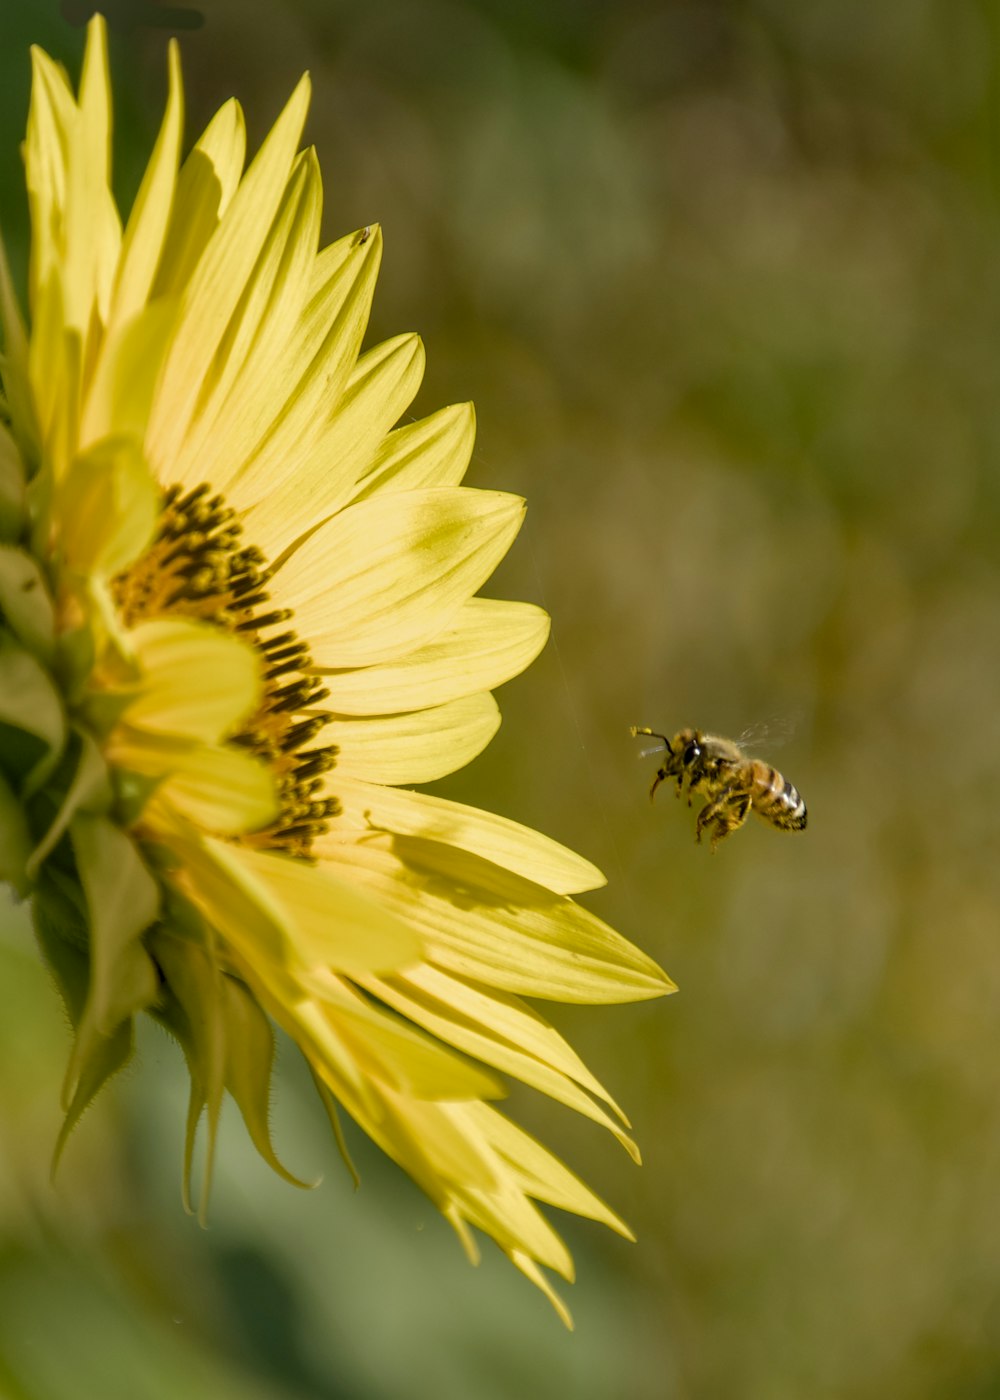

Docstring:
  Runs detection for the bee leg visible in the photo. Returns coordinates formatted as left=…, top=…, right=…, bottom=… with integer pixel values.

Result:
left=696, top=789, right=752, bottom=850
left=685, top=772, right=704, bottom=808
left=649, top=768, right=671, bottom=802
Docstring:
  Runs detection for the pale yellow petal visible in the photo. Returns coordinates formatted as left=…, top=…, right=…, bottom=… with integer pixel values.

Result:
left=508, top=1254, right=574, bottom=1330
left=25, top=44, right=76, bottom=314
left=318, top=598, right=549, bottom=715
left=107, top=38, right=183, bottom=328
left=442, top=1119, right=576, bottom=1277
left=193, top=840, right=422, bottom=975
left=324, top=775, right=606, bottom=895
left=26, top=274, right=79, bottom=475
left=151, top=98, right=247, bottom=299
left=110, top=735, right=277, bottom=834
left=167, top=148, right=323, bottom=492
left=243, top=332, right=427, bottom=561
left=57, top=434, right=158, bottom=577
left=454, top=1188, right=573, bottom=1281
left=216, top=225, right=383, bottom=507
left=317, top=832, right=674, bottom=1003
left=65, top=15, right=119, bottom=334
left=357, top=967, right=638, bottom=1157
left=146, top=75, right=311, bottom=473
left=299, top=968, right=504, bottom=1102
left=330, top=1077, right=500, bottom=1197
left=274, top=488, right=525, bottom=668
left=80, top=298, right=177, bottom=447
left=327, top=693, right=501, bottom=785
left=124, top=618, right=260, bottom=740
left=468, top=1101, right=634, bottom=1237
left=273, top=991, right=374, bottom=1107
left=389, top=968, right=625, bottom=1112
left=349, top=401, right=476, bottom=503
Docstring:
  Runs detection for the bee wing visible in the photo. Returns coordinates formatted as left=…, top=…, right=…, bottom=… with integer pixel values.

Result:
left=734, top=714, right=801, bottom=754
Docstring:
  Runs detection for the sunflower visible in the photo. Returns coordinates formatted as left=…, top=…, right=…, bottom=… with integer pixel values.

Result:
left=0, top=15, right=674, bottom=1325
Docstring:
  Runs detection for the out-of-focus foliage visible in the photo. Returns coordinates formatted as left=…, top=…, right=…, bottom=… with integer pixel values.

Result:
left=2, top=0, right=1000, bottom=1395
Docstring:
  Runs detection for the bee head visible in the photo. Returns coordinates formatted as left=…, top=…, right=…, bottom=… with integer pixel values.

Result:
left=673, top=728, right=703, bottom=772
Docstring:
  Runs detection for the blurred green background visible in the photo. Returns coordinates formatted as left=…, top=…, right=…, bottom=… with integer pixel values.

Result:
left=3, top=0, right=1000, bottom=1394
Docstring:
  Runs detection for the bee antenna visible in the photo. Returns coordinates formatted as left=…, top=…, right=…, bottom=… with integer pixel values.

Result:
left=629, top=725, right=673, bottom=756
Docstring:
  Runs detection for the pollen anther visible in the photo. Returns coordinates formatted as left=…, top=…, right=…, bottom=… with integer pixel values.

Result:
left=113, top=482, right=340, bottom=857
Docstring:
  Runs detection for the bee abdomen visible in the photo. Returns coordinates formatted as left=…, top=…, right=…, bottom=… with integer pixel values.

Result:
left=751, top=764, right=807, bottom=831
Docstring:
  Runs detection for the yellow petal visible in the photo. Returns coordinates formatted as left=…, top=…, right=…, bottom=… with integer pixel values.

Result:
left=275, top=487, right=525, bottom=668
left=358, top=967, right=638, bottom=1157
left=326, top=775, right=606, bottom=895
left=509, top=1254, right=575, bottom=1331
left=318, top=598, right=549, bottom=715
left=217, top=226, right=383, bottom=508
left=349, top=401, right=476, bottom=503
left=109, top=734, right=277, bottom=835
left=327, top=693, right=500, bottom=785
left=123, top=618, right=260, bottom=740
left=299, top=968, right=504, bottom=1102
left=387, top=968, right=624, bottom=1112
left=152, top=98, right=247, bottom=299
left=65, top=16, right=120, bottom=334
left=146, top=75, right=311, bottom=473
left=328, top=1075, right=501, bottom=1197
left=438, top=1111, right=577, bottom=1276
left=243, top=331, right=427, bottom=561
left=27, top=272, right=79, bottom=475
left=108, top=38, right=183, bottom=328
left=57, top=435, right=158, bottom=578
left=316, top=832, right=674, bottom=1004
left=196, top=840, right=422, bottom=976
left=80, top=298, right=177, bottom=447
left=167, top=148, right=323, bottom=492
left=470, top=1102, right=634, bottom=1238
left=25, top=45, right=76, bottom=315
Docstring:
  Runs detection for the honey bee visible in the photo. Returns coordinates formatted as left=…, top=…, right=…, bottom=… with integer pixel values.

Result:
left=630, top=725, right=807, bottom=850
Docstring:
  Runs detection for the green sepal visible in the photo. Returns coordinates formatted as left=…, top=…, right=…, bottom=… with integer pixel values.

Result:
left=0, top=423, right=26, bottom=541
left=0, top=545, right=54, bottom=663
left=222, top=968, right=315, bottom=1191
left=0, top=764, right=34, bottom=896
left=112, top=766, right=164, bottom=827
left=65, top=813, right=160, bottom=1105
left=25, top=460, right=53, bottom=565
left=71, top=625, right=141, bottom=735
left=307, top=1062, right=361, bottom=1190
left=27, top=725, right=112, bottom=879
left=32, top=884, right=136, bottom=1175
left=0, top=630, right=65, bottom=793
left=0, top=231, right=37, bottom=473
left=149, top=923, right=226, bottom=1220
left=151, top=913, right=312, bottom=1221
left=54, top=617, right=97, bottom=704
left=76, top=686, right=139, bottom=741
left=52, top=1020, right=135, bottom=1177
left=34, top=861, right=90, bottom=955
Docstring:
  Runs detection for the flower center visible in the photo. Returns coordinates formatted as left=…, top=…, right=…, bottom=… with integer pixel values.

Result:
left=112, top=483, right=340, bottom=857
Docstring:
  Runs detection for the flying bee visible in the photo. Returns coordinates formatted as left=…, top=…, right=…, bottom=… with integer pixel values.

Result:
left=630, top=725, right=807, bottom=850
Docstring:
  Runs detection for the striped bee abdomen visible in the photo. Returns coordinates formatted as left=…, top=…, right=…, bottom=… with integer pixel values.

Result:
left=750, top=761, right=808, bottom=830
